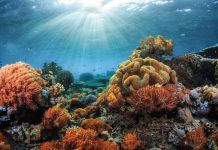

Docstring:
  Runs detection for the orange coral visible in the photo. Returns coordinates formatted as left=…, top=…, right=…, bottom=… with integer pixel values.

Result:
left=40, top=141, right=60, bottom=150
left=122, top=133, right=141, bottom=150
left=0, top=62, right=46, bottom=110
left=0, top=132, right=11, bottom=150
left=62, top=128, right=98, bottom=150
left=128, top=85, right=177, bottom=113
left=185, top=126, right=208, bottom=150
left=97, top=139, right=120, bottom=150
left=81, top=118, right=112, bottom=133
left=42, top=107, right=69, bottom=130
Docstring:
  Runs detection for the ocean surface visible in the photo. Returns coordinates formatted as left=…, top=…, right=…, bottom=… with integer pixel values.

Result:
left=0, top=0, right=218, bottom=78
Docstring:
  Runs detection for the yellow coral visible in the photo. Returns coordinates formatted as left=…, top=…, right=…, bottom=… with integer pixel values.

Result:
left=110, top=57, right=177, bottom=93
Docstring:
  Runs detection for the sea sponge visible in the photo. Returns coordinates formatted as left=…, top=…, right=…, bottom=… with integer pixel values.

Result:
left=48, top=83, right=65, bottom=98
left=42, top=107, right=70, bottom=130
left=130, top=35, right=173, bottom=60
left=0, top=62, right=46, bottom=110
left=128, top=85, right=177, bottom=114
left=110, top=57, right=177, bottom=94
left=62, top=128, right=98, bottom=150
left=185, top=126, right=208, bottom=150
left=0, top=132, right=11, bottom=150
left=81, top=118, right=112, bottom=133
left=122, top=133, right=141, bottom=150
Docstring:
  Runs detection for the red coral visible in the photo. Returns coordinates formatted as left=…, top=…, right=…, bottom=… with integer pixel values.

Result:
left=62, top=128, right=98, bottom=150
left=0, top=62, right=46, bottom=110
left=97, top=139, right=119, bottom=150
left=81, top=118, right=112, bottom=133
left=122, top=133, right=141, bottom=150
left=40, top=141, right=61, bottom=150
left=185, top=126, right=208, bottom=150
left=128, top=86, right=177, bottom=113
left=42, top=107, right=69, bottom=130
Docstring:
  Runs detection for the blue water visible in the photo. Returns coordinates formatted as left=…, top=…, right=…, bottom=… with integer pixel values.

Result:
left=0, top=0, right=218, bottom=78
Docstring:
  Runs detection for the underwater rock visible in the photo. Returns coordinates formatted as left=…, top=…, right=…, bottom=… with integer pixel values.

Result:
left=195, top=45, right=218, bottom=59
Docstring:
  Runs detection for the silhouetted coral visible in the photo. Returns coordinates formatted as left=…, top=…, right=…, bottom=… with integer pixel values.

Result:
left=42, top=107, right=69, bottom=130
left=0, top=62, right=46, bottom=110
left=122, top=133, right=141, bottom=150
left=42, top=62, right=63, bottom=76
left=79, top=72, right=94, bottom=82
left=81, top=118, right=112, bottom=133
left=55, top=70, right=74, bottom=90
left=128, top=85, right=177, bottom=114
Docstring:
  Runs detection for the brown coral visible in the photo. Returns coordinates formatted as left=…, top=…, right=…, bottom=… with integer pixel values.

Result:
left=42, top=107, right=69, bottom=130
left=0, top=62, right=46, bottom=110
left=128, top=85, right=177, bottom=114
left=130, top=35, right=173, bottom=60
left=122, top=133, right=141, bottom=150
left=71, top=106, right=97, bottom=119
left=110, top=57, right=177, bottom=94
left=185, top=126, right=208, bottom=150
left=0, top=132, right=11, bottom=150
left=81, top=118, right=112, bottom=133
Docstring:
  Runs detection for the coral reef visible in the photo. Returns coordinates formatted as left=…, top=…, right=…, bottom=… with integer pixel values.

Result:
left=110, top=57, right=177, bottom=94
left=122, top=133, right=141, bottom=150
left=185, top=126, right=208, bottom=150
left=48, top=83, right=65, bottom=98
left=55, top=70, right=74, bottom=90
left=42, top=62, right=63, bottom=76
left=128, top=85, right=177, bottom=114
left=130, top=35, right=173, bottom=60
left=40, top=141, right=60, bottom=150
left=71, top=106, right=97, bottom=119
left=81, top=118, right=112, bottom=133
left=79, top=72, right=94, bottom=82
left=42, top=107, right=70, bottom=130
left=0, top=62, right=46, bottom=110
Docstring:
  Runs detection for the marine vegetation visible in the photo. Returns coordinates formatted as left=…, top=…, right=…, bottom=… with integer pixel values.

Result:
left=0, top=35, right=218, bottom=150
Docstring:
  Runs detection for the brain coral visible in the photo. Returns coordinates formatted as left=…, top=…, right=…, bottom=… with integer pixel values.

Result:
left=42, top=107, right=70, bottom=130
left=110, top=57, right=177, bottom=94
left=0, top=62, right=46, bottom=110
left=128, top=85, right=177, bottom=113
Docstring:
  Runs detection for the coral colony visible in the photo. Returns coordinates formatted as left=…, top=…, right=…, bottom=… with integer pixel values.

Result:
left=0, top=35, right=218, bottom=150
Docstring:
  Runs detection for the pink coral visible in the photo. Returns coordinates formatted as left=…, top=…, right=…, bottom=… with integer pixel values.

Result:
left=0, top=62, right=46, bottom=110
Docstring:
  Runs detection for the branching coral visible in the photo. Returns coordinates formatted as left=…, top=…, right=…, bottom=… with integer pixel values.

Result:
left=110, top=57, right=177, bottom=94
left=122, top=133, right=141, bottom=150
left=81, top=118, right=112, bottom=133
left=0, top=62, right=46, bottom=110
left=71, top=106, right=97, bottom=119
left=130, top=35, right=173, bottom=60
left=42, top=107, right=70, bottom=130
left=0, top=132, right=11, bottom=150
left=48, top=83, right=65, bottom=98
left=62, top=128, right=98, bottom=150
left=128, top=85, right=177, bottom=114
left=185, top=126, right=208, bottom=150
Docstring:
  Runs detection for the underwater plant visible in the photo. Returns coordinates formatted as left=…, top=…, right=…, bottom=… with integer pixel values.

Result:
left=81, top=118, right=112, bottom=133
left=122, top=133, right=141, bottom=150
left=110, top=57, right=177, bottom=94
left=79, top=72, right=94, bottom=82
left=42, top=107, right=70, bottom=130
left=55, top=70, right=74, bottom=90
left=42, top=62, right=63, bottom=75
left=0, top=62, right=46, bottom=110
left=128, top=85, right=177, bottom=114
